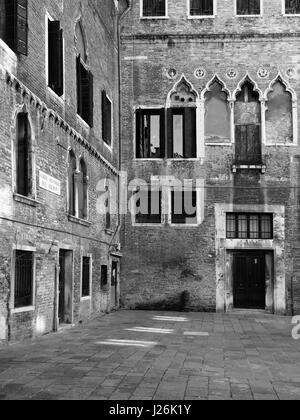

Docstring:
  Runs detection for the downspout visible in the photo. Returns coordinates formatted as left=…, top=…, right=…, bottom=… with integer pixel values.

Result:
left=109, top=0, right=131, bottom=253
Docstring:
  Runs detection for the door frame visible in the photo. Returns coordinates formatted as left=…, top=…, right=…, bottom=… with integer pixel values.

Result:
left=226, top=249, right=274, bottom=313
left=233, top=250, right=267, bottom=310
left=54, top=248, right=74, bottom=330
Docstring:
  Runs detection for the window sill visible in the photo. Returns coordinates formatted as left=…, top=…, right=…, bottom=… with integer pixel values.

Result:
left=11, top=306, right=35, bottom=315
left=105, top=229, right=114, bottom=236
left=68, top=215, right=91, bottom=227
left=77, top=115, right=91, bottom=131
left=103, top=140, right=113, bottom=152
left=140, top=16, right=169, bottom=20
left=13, top=193, right=39, bottom=207
left=47, top=87, right=65, bottom=104
left=188, top=15, right=215, bottom=19
left=236, top=14, right=262, bottom=18
left=232, top=164, right=266, bottom=174
left=81, top=296, right=91, bottom=302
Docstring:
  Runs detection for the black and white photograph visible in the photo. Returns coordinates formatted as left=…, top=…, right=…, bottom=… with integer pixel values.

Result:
left=0, top=0, right=300, bottom=405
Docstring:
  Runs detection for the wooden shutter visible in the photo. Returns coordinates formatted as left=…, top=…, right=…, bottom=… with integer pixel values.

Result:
left=48, top=21, right=63, bottom=96
left=247, top=125, right=261, bottom=164
left=235, top=125, right=247, bottom=164
left=76, top=55, right=82, bottom=116
left=167, top=109, right=174, bottom=159
left=15, top=0, right=28, bottom=55
left=135, top=109, right=142, bottom=158
left=184, top=108, right=196, bottom=158
left=88, top=71, right=94, bottom=127
left=159, top=108, right=165, bottom=158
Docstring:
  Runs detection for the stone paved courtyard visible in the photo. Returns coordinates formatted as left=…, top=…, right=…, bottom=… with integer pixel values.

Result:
left=0, top=310, right=300, bottom=400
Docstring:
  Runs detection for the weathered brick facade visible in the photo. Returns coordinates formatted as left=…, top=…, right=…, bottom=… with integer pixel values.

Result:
left=120, top=0, right=300, bottom=315
left=0, top=0, right=128, bottom=343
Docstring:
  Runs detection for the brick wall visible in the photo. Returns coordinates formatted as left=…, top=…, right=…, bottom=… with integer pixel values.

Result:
left=119, top=0, right=300, bottom=313
left=0, top=0, right=126, bottom=342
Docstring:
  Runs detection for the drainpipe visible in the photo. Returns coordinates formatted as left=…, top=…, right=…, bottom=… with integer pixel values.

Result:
left=109, top=0, right=131, bottom=253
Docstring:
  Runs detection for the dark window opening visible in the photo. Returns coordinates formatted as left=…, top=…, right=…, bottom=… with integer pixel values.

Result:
left=171, top=190, right=197, bottom=225
left=16, top=113, right=31, bottom=197
left=48, top=20, right=63, bottom=96
left=168, top=108, right=196, bottom=159
left=2, top=0, right=28, bottom=55
left=14, top=250, right=33, bottom=308
left=105, top=184, right=111, bottom=230
left=237, top=81, right=260, bottom=103
left=285, top=0, right=300, bottom=14
left=226, top=213, right=273, bottom=239
left=190, top=0, right=214, bottom=16
left=78, top=159, right=88, bottom=220
left=143, top=0, right=166, bottom=17
left=77, top=55, right=93, bottom=127
left=136, top=109, right=165, bottom=159
left=82, top=257, right=90, bottom=298
left=236, top=0, right=260, bottom=15
left=135, top=189, right=162, bottom=224
left=101, top=265, right=108, bottom=289
left=102, top=91, right=112, bottom=146
left=68, top=151, right=77, bottom=217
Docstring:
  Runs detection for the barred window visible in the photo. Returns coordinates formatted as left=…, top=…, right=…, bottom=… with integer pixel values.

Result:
left=226, top=213, right=273, bottom=239
left=142, top=0, right=166, bottom=17
left=285, top=0, right=300, bottom=14
left=14, top=251, right=33, bottom=308
left=190, top=0, right=214, bottom=16
left=82, top=257, right=91, bottom=298
left=236, top=0, right=260, bottom=15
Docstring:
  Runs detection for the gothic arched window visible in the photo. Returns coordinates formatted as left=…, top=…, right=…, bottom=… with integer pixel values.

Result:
left=68, top=151, right=77, bottom=217
left=78, top=158, right=88, bottom=220
left=16, top=113, right=32, bottom=197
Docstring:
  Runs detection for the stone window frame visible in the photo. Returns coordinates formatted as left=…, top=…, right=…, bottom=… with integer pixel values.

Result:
left=187, top=0, right=217, bottom=19
left=264, top=73, right=298, bottom=147
left=10, top=245, right=37, bottom=315
left=282, top=0, right=300, bottom=16
left=234, top=0, right=263, bottom=17
left=102, top=91, right=114, bottom=153
left=45, top=11, right=65, bottom=104
left=201, top=75, right=234, bottom=147
left=67, top=149, right=91, bottom=226
left=11, top=106, right=38, bottom=206
left=166, top=75, right=203, bottom=161
left=140, top=0, right=169, bottom=19
left=131, top=178, right=205, bottom=228
left=80, top=253, right=93, bottom=302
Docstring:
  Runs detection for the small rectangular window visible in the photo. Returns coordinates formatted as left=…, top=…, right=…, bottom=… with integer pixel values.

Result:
left=136, top=109, right=165, bottom=159
left=285, top=0, right=300, bottom=14
left=190, top=0, right=214, bottom=16
left=171, top=190, right=197, bottom=225
left=77, top=56, right=94, bottom=127
left=14, top=250, right=33, bottom=308
left=101, top=265, right=108, bottom=289
left=82, top=257, right=91, bottom=298
left=168, top=108, right=196, bottom=159
left=135, top=189, right=162, bottom=224
left=142, top=0, right=166, bottom=17
left=48, top=20, right=64, bottom=97
left=236, top=0, right=260, bottom=15
left=226, top=213, right=273, bottom=239
left=102, top=91, right=112, bottom=146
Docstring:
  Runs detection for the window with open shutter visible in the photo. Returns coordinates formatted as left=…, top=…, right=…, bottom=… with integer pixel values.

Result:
left=136, top=109, right=165, bottom=158
left=102, top=91, right=112, bottom=146
left=4, top=0, right=28, bottom=55
left=190, top=0, right=214, bottom=16
left=16, top=113, right=32, bottom=197
left=77, top=55, right=94, bottom=127
left=237, top=0, right=260, bottom=15
left=48, top=20, right=63, bottom=96
left=168, top=108, right=196, bottom=159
